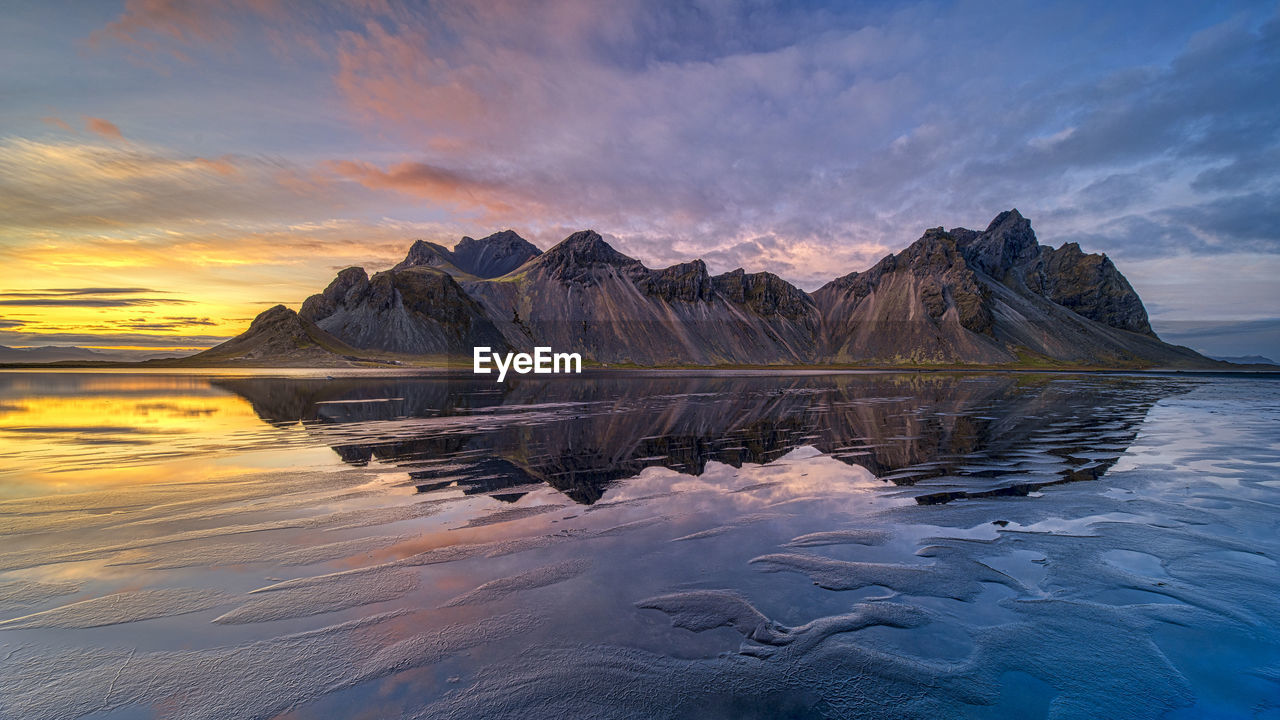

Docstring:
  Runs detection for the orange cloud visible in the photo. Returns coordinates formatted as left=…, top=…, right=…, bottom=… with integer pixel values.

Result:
left=41, top=116, right=74, bottom=132
left=329, top=159, right=519, bottom=215
left=194, top=156, right=237, bottom=176
left=334, top=21, right=491, bottom=140
left=84, top=117, right=124, bottom=140
left=88, top=0, right=285, bottom=56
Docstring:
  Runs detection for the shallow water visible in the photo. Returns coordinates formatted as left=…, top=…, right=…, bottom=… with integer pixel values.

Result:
left=0, top=370, right=1277, bottom=719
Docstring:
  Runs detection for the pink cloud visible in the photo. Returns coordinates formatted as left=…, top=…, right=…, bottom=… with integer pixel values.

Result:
left=41, top=116, right=74, bottom=132
left=193, top=156, right=238, bottom=176
left=88, top=0, right=286, bottom=58
left=83, top=117, right=124, bottom=140
left=329, top=159, right=522, bottom=216
left=333, top=21, right=491, bottom=139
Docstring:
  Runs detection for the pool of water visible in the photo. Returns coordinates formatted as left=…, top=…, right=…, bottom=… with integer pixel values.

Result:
left=0, top=370, right=1277, bottom=719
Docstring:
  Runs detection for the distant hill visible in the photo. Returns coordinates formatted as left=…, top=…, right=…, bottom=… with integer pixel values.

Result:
left=1211, top=355, right=1277, bottom=366
left=184, top=305, right=376, bottom=367
left=203, top=211, right=1228, bottom=369
left=0, top=345, right=182, bottom=363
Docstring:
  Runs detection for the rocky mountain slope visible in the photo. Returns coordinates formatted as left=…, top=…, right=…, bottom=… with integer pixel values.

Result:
left=186, top=305, right=371, bottom=366
left=393, top=230, right=542, bottom=279
left=812, top=210, right=1206, bottom=366
left=461, top=230, right=820, bottom=364
left=299, top=265, right=506, bottom=356
left=210, top=212, right=1221, bottom=368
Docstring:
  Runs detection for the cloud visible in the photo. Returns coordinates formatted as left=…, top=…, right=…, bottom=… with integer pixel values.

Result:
left=1158, top=317, right=1280, bottom=341
left=83, top=117, right=124, bottom=140
left=87, top=0, right=286, bottom=57
left=329, top=159, right=522, bottom=215
left=193, top=156, right=237, bottom=176
left=41, top=116, right=74, bottom=132
left=118, top=321, right=211, bottom=330
left=1154, top=317, right=1280, bottom=359
left=110, top=315, right=218, bottom=331
left=1157, top=193, right=1280, bottom=251
left=314, top=2, right=1280, bottom=283
left=0, top=298, right=189, bottom=307
left=0, top=287, right=189, bottom=308
left=0, top=287, right=169, bottom=296
left=0, top=138, right=350, bottom=232
left=48, top=0, right=1280, bottom=307
left=1055, top=191, right=1280, bottom=261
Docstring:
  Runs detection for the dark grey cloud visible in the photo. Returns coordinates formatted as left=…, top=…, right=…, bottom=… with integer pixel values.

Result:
left=1072, top=172, right=1160, bottom=216
left=1154, top=317, right=1280, bottom=359
left=1191, top=147, right=1280, bottom=193
left=0, top=287, right=193, bottom=308
left=0, top=287, right=166, bottom=297
left=117, top=317, right=217, bottom=331
left=1157, top=193, right=1280, bottom=252
left=0, top=298, right=191, bottom=307
left=1051, top=189, right=1280, bottom=263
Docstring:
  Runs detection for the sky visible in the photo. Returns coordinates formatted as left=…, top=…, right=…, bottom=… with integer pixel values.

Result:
left=0, top=0, right=1277, bottom=358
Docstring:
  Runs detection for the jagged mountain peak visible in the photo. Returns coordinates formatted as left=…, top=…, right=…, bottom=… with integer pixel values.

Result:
left=985, top=208, right=1027, bottom=232
left=960, top=208, right=1040, bottom=276
left=535, top=231, right=643, bottom=273
left=300, top=266, right=370, bottom=323
left=554, top=229, right=612, bottom=252
left=453, top=230, right=542, bottom=278
left=246, top=304, right=301, bottom=333
left=455, top=229, right=528, bottom=253
left=394, top=231, right=540, bottom=279
left=191, top=304, right=365, bottom=366
left=712, top=268, right=817, bottom=319
left=638, top=259, right=714, bottom=301
left=395, top=239, right=453, bottom=271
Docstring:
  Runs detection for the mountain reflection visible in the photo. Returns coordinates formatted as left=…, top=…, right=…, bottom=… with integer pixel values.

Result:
left=212, top=372, right=1181, bottom=505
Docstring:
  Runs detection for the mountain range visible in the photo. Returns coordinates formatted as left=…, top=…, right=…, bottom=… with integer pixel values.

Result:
left=191, top=210, right=1229, bottom=369
left=0, top=345, right=181, bottom=364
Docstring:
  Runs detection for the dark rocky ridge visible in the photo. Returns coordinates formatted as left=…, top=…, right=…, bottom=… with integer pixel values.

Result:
left=953, top=210, right=1153, bottom=335
left=812, top=209, right=1199, bottom=366
left=461, top=230, right=820, bottom=364
left=188, top=305, right=368, bottom=366
left=217, top=211, right=1221, bottom=368
left=299, top=266, right=506, bottom=356
left=394, top=230, right=542, bottom=279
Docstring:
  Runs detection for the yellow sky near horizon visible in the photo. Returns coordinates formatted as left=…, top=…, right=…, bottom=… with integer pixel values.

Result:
left=0, top=228, right=412, bottom=351
left=0, top=137, right=465, bottom=351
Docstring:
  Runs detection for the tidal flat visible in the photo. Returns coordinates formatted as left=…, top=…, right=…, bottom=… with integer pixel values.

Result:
left=0, top=370, right=1277, bottom=719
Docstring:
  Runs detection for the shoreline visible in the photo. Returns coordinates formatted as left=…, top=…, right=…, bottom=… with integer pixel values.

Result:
left=1, top=362, right=1276, bottom=377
